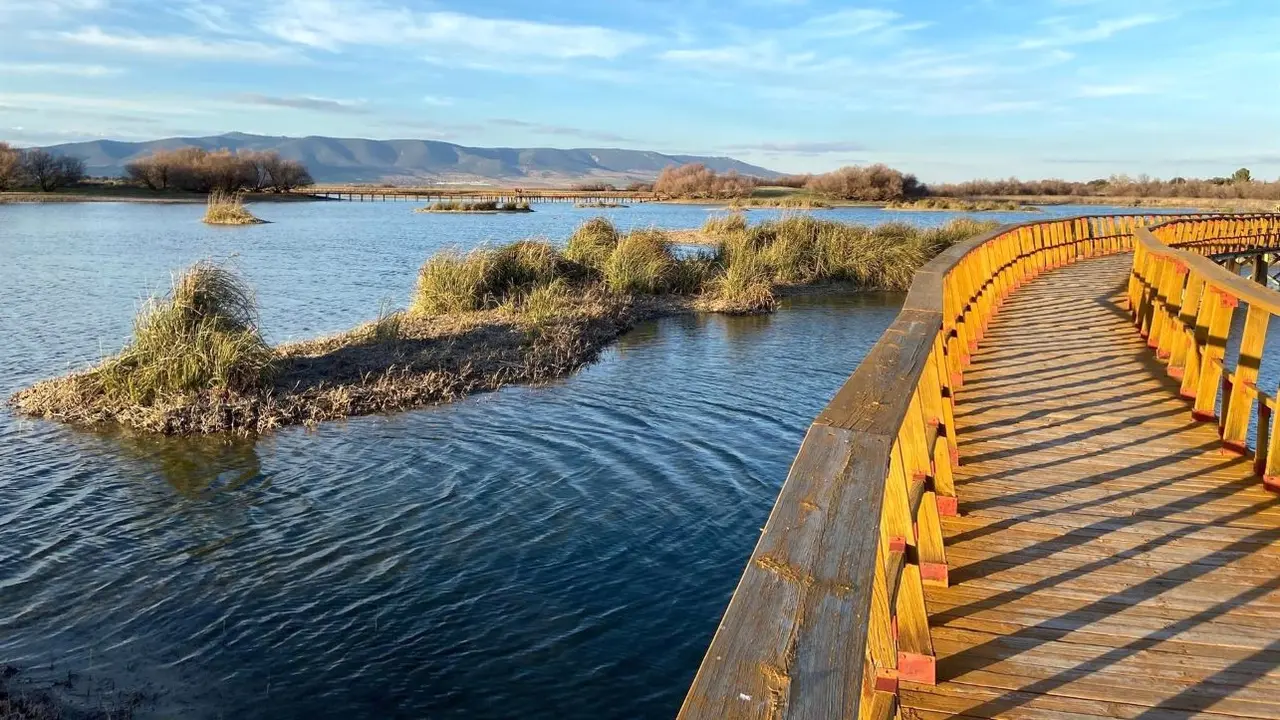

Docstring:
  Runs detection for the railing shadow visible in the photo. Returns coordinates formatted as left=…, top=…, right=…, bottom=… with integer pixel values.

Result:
left=933, top=253, right=1280, bottom=717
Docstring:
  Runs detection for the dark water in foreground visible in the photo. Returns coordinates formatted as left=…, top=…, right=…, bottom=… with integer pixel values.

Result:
left=0, top=201, right=1180, bottom=718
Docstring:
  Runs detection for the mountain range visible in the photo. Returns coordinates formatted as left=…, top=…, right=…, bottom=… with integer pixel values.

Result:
left=38, top=132, right=778, bottom=186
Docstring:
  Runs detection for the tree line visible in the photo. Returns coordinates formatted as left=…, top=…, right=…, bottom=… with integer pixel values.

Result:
left=930, top=169, right=1280, bottom=200
left=653, top=162, right=924, bottom=201
left=0, top=142, right=87, bottom=191
left=124, top=148, right=314, bottom=193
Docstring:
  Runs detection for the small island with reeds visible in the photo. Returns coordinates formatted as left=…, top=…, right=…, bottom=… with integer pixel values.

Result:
left=884, top=198, right=1040, bottom=212
left=8, top=216, right=993, bottom=435
left=416, top=200, right=533, bottom=213
left=575, top=202, right=629, bottom=208
left=203, top=191, right=267, bottom=224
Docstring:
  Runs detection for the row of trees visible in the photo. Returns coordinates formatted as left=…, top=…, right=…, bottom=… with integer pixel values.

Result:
left=930, top=169, right=1280, bottom=200
left=0, top=143, right=88, bottom=192
left=124, top=148, right=314, bottom=194
left=653, top=163, right=756, bottom=199
left=652, top=162, right=926, bottom=201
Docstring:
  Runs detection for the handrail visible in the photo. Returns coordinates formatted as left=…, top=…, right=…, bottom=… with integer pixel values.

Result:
left=677, top=213, right=1215, bottom=720
left=1129, top=215, right=1280, bottom=488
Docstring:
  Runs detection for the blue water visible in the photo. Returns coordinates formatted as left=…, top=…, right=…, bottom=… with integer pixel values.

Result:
left=0, top=201, right=1176, bottom=718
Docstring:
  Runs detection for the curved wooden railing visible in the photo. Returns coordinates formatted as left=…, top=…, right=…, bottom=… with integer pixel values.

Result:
left=677, top=214, right=1206, bottom=720
left=1130, top=214, right=1280, bottom=491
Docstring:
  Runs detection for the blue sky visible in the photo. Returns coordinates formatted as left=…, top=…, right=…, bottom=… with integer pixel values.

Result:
left=0, top=0, right=1275, bottom=181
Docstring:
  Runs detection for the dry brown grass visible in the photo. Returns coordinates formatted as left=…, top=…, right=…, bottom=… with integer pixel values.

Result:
left=10, top=216, right=995, bottom=435
left=203, top=191, right=265, bottom=225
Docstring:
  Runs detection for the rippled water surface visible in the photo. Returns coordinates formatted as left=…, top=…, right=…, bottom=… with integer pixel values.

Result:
left=0, top=200, right=1168, bottom=718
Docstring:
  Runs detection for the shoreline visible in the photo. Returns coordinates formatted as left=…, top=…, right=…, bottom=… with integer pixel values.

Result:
left=0, top=190, right=328, bottom=205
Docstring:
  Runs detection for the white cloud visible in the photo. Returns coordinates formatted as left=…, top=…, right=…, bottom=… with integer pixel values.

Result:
left=261, top=0, right=647, bottom=59
left=1018, top=14, right=1165, bottom=49
left=0, top=62, right=122, bottom=77
left=57, top=25, right=304, bottom=61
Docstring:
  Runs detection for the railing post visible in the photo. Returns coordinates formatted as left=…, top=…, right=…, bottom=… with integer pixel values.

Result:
left=1191, top=287, right=1236, bottom=422
left=1222, top=306, right=1269, bottom=454
left=1168, top=271, right=1205, bottom=380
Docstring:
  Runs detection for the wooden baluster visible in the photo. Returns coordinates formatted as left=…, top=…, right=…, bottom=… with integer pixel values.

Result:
left=1146, top=257, right=1173, bottom=349
left=888, top=440, right=936, bottom=686
left=1168, top=271, right=1205, bottom=380
left=1222, top=305, right=1269, bottom=455
left=1155, top=261, right=1188, bottom=359
left=861, top=534, right=898, bottom=720
left=1192, top=287, right=1237, bottom=422
left=932, top=334, right=960, bottom=472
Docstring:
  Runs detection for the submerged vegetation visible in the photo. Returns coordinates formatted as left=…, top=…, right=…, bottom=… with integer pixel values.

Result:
left=416, top=200, right=533, bottom=213
left=10, top=216, right=996, bottom=435
left=203, top=191, right=265, bottom=225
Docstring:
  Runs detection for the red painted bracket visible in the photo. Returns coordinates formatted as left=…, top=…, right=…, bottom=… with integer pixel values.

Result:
left=888, top=536, right=907, bottom=553
left=949, top=446, right=960, bottom=469
left=1168, top=366, right=1184, bottom=380
left=897, top=652, right=937, bottom=685
left=1264, top=476, right=1280, bottom=494
left=920, top=562, right=949, bottom=588
left=936, top=495, right=959, bottom=517
left=1221, top=441, right=1248, bottom=457
left=874, top=670, right=899, bottom=694
left=1156, top=349, right=1171, bottom=360
left=1191, top=409, right=1217, bottom=423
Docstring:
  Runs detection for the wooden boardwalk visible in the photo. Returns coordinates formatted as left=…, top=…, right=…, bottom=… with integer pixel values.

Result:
left=903, top=255, right=1280, bottom=719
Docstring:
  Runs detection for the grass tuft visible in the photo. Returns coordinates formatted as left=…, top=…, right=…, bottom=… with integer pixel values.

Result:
left=564, top=217, right=620, bottom=271
left=603, top=229, right=676, bottom=294
left=702, top=213, right=748, bottom=236
left=96, top=261, right=275, bottom=404
left=203, top=190, right=264, bottom=225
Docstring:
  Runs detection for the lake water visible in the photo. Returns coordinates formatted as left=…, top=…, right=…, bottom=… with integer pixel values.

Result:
left=0, top=201, right=1183, bottom=718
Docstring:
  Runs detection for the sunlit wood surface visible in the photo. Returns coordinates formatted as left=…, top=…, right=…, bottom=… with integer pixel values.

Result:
left=899, top=255, right=1280, bottom=719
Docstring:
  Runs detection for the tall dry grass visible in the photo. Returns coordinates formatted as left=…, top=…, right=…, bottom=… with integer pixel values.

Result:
left=203, top=191, right=263, bottom=225
left=96, top=261, right=275, bottom=404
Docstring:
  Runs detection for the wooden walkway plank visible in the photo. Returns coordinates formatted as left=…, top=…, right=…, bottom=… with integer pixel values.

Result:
left=909, top=254, right=1280, bottom=720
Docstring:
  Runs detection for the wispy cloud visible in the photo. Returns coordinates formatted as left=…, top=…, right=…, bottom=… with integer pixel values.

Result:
left=722, top=140, right=866, bottom=155
left=488, top=119, right=638, bottom=144
left=261, top=0, right=647, bottom=60
left=57, top=26, right=303, bottom=61
left=231, top=93, right=371, bottom=114
left=1017, top=14, right=1166, bottom=49
left=0, top=62, right=122, bottom=77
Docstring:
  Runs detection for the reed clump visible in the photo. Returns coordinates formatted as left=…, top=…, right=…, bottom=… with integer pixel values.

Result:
left=564, top=217, right=620, bottom=271
left=727, top=197, right=831, bottom=209
left=203, top=190, right=265, bottom=225
left=11, top=261, right=276, bottom=431
left=603, top=229, right=677, bottom=295
left=416, top=200, right=533, bottom=213
left=10, top=216, right=996, bottom=435
left=885, top=198, right=1038, bottom=212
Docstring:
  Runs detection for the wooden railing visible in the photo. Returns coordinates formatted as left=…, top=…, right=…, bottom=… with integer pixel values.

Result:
left=1129, top=214, right=1280, bottom=491
left=678, top=214, right=1199, bottom=720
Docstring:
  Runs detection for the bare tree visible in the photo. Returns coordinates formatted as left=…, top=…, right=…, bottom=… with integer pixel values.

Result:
left=267, top=159, right=313, bottom=192
left=22, top=150, right=85, bottom=192
left=0, top=142, right=23, bottom=190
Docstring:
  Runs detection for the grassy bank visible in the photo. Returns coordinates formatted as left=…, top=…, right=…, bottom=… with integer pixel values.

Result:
left=885, top=198, right=1039, bottom=212
left=9, top=216, right=994, bottom=435
left=0, top=186, right=324, bottom=204
left=416, top=200, right=533, bottom=213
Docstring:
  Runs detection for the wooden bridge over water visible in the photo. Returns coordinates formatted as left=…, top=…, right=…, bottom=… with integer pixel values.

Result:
left=681, top=214, right=1280, bottom=719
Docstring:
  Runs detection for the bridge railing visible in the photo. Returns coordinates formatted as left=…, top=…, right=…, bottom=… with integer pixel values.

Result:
left=1130, top=215, right=1280, bottom=491
left=678, top=213, right=1186, bottom=720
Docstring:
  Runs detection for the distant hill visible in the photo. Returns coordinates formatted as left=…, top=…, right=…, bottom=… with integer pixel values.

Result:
left=37, top=132, right=779, bottom=186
